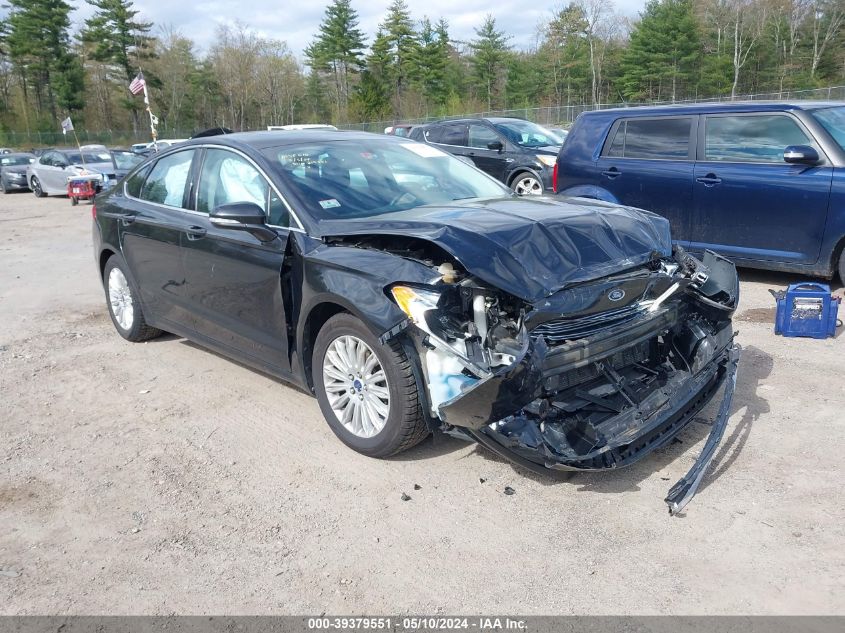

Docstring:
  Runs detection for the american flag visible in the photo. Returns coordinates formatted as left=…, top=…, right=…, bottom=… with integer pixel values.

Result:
left=129, top=72, right=146, bottom=95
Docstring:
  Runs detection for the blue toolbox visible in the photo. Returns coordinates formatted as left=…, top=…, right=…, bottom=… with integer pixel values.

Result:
left=771, top=283, right=841, bottom=339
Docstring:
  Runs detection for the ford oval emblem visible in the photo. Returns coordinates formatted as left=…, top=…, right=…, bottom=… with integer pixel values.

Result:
left=608, top=288, right=626, bottom=302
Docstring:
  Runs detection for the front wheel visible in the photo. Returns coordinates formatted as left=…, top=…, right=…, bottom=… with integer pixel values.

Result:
left=70, top=196, right=78, bottom=206
left=511, top=172, right=543, bottom=196
left=839, top=249, right=845, bottom=285
left=313, top=313, right=428, bottom=457
left=103, top=255, right=163, bottom=342
left=31, top=176, right=45, bottom=198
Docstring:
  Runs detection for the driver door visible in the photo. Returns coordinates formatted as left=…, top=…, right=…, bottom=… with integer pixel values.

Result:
left=179, top=147, right=292, bottom=373
left=467, top=123, right=509, bottom=181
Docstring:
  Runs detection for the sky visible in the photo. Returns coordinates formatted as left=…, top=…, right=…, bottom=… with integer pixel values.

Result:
left=61, top=0, right=649, bottom=60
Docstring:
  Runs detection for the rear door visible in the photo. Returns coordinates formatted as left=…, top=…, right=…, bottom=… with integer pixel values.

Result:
left=429, top=123, right=470, bottom=160
left=179, top=147, right=291, bottom=373
left=594, top=116, right=696, bottom=246
left=118, top=149, right=198, bottom=330
left=692, top=112, right=832, bottom=264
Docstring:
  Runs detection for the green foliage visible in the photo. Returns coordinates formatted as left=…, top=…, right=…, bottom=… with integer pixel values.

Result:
left=620, top=0, right=700, bottom=101
left=470, top=15, right=511, bottom=110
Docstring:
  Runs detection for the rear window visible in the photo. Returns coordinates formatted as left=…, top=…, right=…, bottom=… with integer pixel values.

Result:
left=604, top=117, right=692, bottom=159
left=704, top=114, right=813, bottom=162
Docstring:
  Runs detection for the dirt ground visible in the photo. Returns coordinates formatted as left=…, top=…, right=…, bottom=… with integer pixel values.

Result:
left=1, top=193, right=843, bottom=615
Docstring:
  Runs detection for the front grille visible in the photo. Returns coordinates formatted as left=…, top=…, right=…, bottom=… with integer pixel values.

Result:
left=531, top=303, right=646, bottom=344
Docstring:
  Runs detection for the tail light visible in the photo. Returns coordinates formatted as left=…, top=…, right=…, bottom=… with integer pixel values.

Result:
left=91, top=203, right=97, bottom=219
left=552, top=162, right=558, bottom=193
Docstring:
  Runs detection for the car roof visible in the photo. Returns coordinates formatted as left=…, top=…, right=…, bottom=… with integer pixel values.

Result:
left=578, top=100, right=845, bottom=117
left=177, top=129, right=407, bottom=151
left=415, top=116, right=526, bottom=127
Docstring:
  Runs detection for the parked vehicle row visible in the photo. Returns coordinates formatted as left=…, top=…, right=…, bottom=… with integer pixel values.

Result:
left=91, top=129, right=740, bottom=512
left=24, top=147, right=143, bottom=197
left=0, top=152, right=36, bottom=193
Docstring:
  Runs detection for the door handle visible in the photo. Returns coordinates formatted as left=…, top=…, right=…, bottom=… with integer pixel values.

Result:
left=185, top=225, right=207, bottom=240
left=120, top=215, right=136, bottom=226
left=696, top=174, right=722, bottom=186
left=601, top=167, right=621, bottom=179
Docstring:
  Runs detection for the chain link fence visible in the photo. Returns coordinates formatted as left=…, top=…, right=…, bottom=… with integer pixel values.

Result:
left=3, top=85, right=845, bottom=146
left=338, top=85, right=845, bottom=133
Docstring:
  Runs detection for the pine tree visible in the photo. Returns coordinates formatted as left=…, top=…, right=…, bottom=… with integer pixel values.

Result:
left=379, top=0, right=418, bottom=116
left=410, top=17, right=450, bottom=109
left=82, top=0, right=154, bottom=131
left=6, top=0, right=85, bottom=122
left=620, top=0, right=700, bottom=102
left=470, top=15, right=511, bottom=110
left=304, top=0, right=365, bottom=120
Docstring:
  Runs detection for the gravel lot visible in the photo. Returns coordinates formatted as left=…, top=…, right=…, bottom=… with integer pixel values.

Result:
left=1, top=193, right=844, bottom=615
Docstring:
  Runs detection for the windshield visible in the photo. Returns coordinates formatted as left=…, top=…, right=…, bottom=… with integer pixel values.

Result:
left=493, top=120, right=563, bottom=147
left=111, top=151, right=143, bottom=170
left=0, top=156, right=33, bottom=166
left=67, top=151, right=112, bottom=165
left=263, top=139, right=509, bottom=220
left=812, top=106, right=845, bottom=150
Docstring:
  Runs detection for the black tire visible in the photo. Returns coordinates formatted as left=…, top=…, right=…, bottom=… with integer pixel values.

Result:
left=31, top=176, right=45, bottom=197
left=70, top=196, right=78, bottom=206
left=102, top=255, right=163, bottom=342
left=839, top=249, right=845, bottom=285
left=1, top=180, right=7, bottom=194
left=313, top=313, right=429, bottom=457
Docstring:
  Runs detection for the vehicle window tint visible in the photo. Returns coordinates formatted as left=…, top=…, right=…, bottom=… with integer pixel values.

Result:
left=125, top=164, right=151, bottom=198
left=604, top=118, right=691, bottom=159
left=439, top=124, right=467, bottom=146
left=40, top=153, right=54, bottom=166
left=197, top=149, right=289, bottom=227
left=139, top=150, right=195, bottom=207
left=705, top=115, right=813, bottom=162
left=468, top=124, right=500, bottom=149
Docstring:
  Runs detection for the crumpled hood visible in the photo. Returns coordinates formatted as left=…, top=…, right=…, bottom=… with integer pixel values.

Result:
left=319, top=195, right=672, bottom=302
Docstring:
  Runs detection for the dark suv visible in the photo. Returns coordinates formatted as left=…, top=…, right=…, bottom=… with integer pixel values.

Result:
left=410, top=117, right=563, bottom=195
left=556, top=102, right=845, bottom=281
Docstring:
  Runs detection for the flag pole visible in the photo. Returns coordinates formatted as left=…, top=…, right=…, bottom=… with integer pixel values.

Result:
left=71, top=128, right=86, bottom=169
left=141, top=76, right=158, bottom=151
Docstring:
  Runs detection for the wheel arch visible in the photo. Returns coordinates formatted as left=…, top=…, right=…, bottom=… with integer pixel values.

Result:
left=98, top=248, right=117, bottom=280
left=558, top=184, right=619, bottom=203
left=507, top=167, right=542, bottom=187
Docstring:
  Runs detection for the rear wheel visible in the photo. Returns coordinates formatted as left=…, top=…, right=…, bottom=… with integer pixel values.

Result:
left=103, top=255, right=163, bottom=342
left=70, top=196, right=78, bottom=206
left=511, top=172, right=543, bottom=196
left=31, top=176, right=45, bottom=198
left=839, top=249, right=845, bottom=285
left=1, top=180, right=6, bottom=194
left=313, top=313, right=428, bottom=457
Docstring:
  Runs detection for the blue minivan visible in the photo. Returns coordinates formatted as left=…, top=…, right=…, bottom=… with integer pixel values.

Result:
left=555, top=102, right=845, bottom=281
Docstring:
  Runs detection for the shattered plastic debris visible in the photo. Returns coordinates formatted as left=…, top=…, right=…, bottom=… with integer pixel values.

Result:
left=400, top=493, right=411, bottom=501
left=503, top=486, right=516, bottom=496
left=413, top=484, right=421, bottom=490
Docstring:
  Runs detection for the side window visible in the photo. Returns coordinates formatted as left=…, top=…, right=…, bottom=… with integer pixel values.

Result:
left=125, top=164, right=152, bottom=198
left=468, top=124, right=500, bottom=149
left=440, top=124, right=468, bottom=146
left=423, top=126, right=443, bottom=144
left=140, top=150, right=195, bottom=207
left=197, top=149, right=289, bottom=227
left=603, top=118, right=692, bottom=159
left=40, top=152, right=54, bottom=166
left=704, top=115, right=814, bottom=163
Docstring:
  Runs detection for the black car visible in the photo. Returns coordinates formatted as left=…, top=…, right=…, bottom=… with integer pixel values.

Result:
left=409, top=117, right=563, bottom=195
left=0, top=152, right=36, bottom=192
left=92, top=130, right=740, bottom=513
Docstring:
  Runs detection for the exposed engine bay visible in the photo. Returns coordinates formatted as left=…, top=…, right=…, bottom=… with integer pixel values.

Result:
left=383, top=246, right=741, bottom=515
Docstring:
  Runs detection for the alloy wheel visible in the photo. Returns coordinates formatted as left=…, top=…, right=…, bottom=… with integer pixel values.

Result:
left=513, top=175, right=543, bottom=195
left=31, top=177, right=42, bottom=197
left=108, top=267, right=134, bottom=331
left=322, top=335, right=390, bottom=438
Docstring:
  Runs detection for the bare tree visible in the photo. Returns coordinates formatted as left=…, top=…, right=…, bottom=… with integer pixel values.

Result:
left=728, top=0, right=768, bottom=98
left=811, top=0, right=845, bottom=78
left=577, top=0, right=618, bottom=105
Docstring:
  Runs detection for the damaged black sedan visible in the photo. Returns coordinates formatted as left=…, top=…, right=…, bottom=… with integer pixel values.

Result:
left=92, top=130, right=740, bottom=513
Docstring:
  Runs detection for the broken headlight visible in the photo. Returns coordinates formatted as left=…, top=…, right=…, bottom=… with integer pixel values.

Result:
left=390, top=285, right=442, bottom=323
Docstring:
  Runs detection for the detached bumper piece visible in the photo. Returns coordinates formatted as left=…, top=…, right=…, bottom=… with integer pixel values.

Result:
left=664, top=344, right=740, bottom=515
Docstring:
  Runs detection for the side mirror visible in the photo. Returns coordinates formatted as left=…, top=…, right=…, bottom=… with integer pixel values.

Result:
left=784, top=145, right=820, bottom=165
left=210, top=202, right=277, bottom=242
left=487, top=140, right=504, bottom=152
left=56, top=162, right=68, bottom=169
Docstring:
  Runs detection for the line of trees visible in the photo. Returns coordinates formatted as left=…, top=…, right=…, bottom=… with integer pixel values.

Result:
left=1, top=0, right=845, bottom=139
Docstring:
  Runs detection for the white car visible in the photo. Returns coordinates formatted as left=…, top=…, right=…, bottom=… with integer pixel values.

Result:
left=266, top=124, right=337, bottom=131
